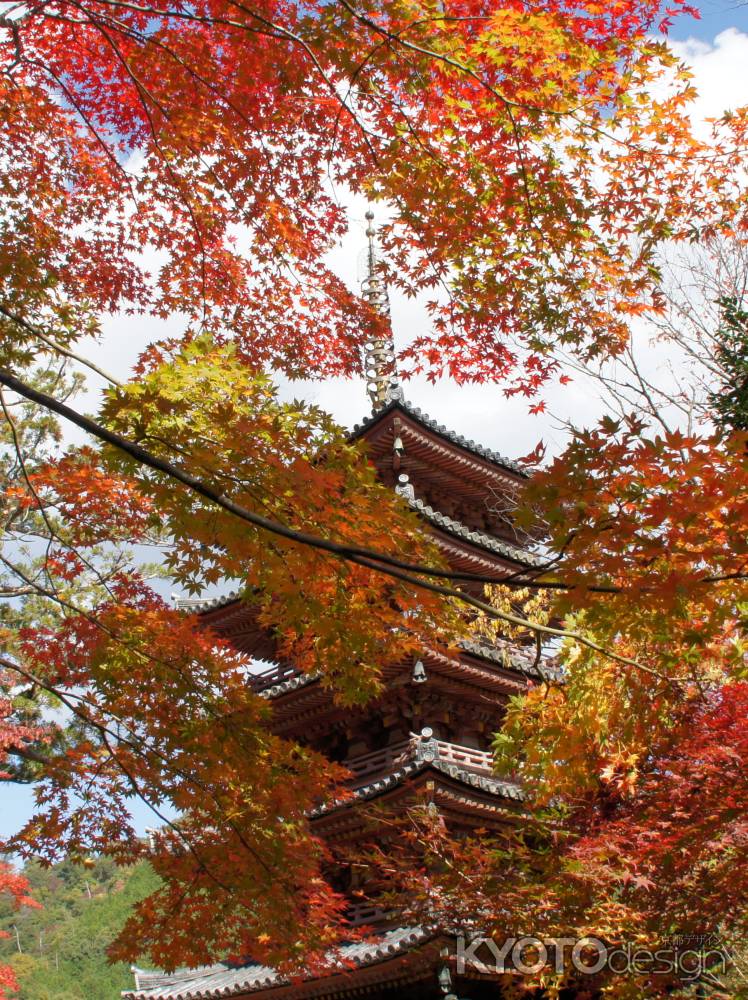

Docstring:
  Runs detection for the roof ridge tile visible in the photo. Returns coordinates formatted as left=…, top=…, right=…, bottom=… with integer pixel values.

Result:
left=123, top=927, right=433, bottom=1000
left=405, top=496, right=540, bottom=566
left=351, top=399, right=528, bottom=477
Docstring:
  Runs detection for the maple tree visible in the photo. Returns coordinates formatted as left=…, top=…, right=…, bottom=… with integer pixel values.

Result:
left=363, top=684, right=748, bottom=998
left=1, top=647, right=42, bottom=999
left=0, top=862, right=38, bottom=1000
left=2, top=0, right=745, bottom=388
left=354, top=418, right=748, bottom=997
left=0, top=341, right=465, bottom=972
left=344, top=238, right=747, bottom=997
left=397, top=363, right=746, bottom=994
left=0, top=0, right=747, bottom=992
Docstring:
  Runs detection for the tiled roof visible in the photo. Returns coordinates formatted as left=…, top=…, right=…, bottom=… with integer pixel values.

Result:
left=310, top=760, right=423, bottom=815
left=405, top=496, right=539, bottom=567
left=256, top=637, right=556, bottom=703
left=351, top=399, right=528, bottom=477
left=311, top=744, right=524, bottom=817
left=173, top=590, right=241, bottom=613
left=430, top=758, right=524, bottom=800
left=172, top=621, right=554, bottom=699
left=258, top=671, right=318, bottom=699
left=173, top=516, right=539, bottom=619
left=124, top=927, right=431, bottom=1000
left=459, top=639, right=562, bottom=682
left=172, top=400, right=535, bottom=616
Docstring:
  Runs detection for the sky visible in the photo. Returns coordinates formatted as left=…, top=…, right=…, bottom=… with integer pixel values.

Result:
left=669, top=0, right=748, bottom=41
left=3, top=1, right=748, bottom=841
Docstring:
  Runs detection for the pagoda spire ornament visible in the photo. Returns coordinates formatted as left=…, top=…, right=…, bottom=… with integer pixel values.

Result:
left=362, top=210, right=401, bottom=410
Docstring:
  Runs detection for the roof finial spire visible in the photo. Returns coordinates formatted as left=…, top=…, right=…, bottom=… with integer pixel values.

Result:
left=362, top=210, right=400, bottom=410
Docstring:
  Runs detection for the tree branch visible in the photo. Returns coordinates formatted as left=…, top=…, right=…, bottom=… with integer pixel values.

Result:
left=0, top=368, right=672, bottom=678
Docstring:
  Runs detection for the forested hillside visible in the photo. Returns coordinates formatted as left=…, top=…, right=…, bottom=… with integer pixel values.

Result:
left=0, top=859, right=158, bottom=1000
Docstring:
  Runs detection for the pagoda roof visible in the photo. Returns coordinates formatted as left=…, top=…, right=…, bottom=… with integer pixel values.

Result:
left=250, top=638, right=559, bottom=700
left=239, top=644, right=553, bottom=737
left=246, top=648, right=526, bottom=739
left=175, top=497, right=540, bottom=608
left=310, top=753, right=529, bottom=844
left=174, top=591, right=242, bottom=614
left=125, top=926, right=435, bottom=1000
left=404, top=495, right=540, bottom=567
left=175, top=592, right=556, bottom=686
left=311, top=755, right=525, bottom=818
left=350, top=396, right=528, bottom=479
left=459, top=638, right=562, bottom=682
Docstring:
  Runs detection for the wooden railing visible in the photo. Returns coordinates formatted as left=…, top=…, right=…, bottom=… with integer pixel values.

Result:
left=345, top=902, right=390, bottom=927
left=344, top=740, right=411, bottom=784
left=343, top=736, right=494, bottom=786
left=432, top=739, right=493, bottom=774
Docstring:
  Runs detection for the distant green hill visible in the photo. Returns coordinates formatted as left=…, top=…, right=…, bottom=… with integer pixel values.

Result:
left=0, top=857, right=159, bottom=1000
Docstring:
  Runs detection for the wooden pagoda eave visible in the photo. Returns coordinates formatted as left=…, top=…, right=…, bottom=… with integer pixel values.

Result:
left=259, top=649, right=531, bottom=736
left=125, top=930, right=448, bottom=1000
left=239, top=944, right=444, bottom=1000
left=194, top=594, right=553, bottom=686
left=351, top=401, right=527, bottom=490
left=126, top=926, right=527, bottom=1000
left=263, top=684, right=508, bottom=742
left=260, top=645, right=531, bottom=704
left=423, top=646, right=532, bottom=694
left=310, top=763, right=527, bottom=841
left=197, top=599, right=279, bottom=660
left=196, top=530, right=538, bottom=654
left=391, top=418, right=521, bottom=492
left=187, top=600, right=555, bottom=746
left=428, top=526, right=536, bottom=576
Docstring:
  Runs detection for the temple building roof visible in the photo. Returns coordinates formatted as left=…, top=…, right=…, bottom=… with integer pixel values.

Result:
left=404, top=494, right=540, bottom=566
left=308, top=730, right=530, bottom=847
left=124, top=927, right=435, bottom=1000
left=312, top=729, right=525, bottom=813
left=314, top=754, right=524, bottom=812
left=249, top=638, right=559, bottom=704
left=351, top=395, right=528, bottom=479
left=174, top=595, right=557, bottom=684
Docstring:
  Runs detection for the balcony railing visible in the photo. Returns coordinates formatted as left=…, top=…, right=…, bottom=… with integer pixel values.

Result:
left=431, top=738, right=493, bottom=774
left=343, top=734, right=494, bottom=787
left=344, top=740, right=412, bottom=784
left=345, top=902, right=391, bottom=927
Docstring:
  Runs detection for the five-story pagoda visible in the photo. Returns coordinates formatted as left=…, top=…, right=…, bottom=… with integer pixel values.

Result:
left=125, top=216, right=549, bottom=1000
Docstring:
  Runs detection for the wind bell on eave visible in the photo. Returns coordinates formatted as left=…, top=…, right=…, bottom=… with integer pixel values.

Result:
left=362, top=210, right=402, bottom=410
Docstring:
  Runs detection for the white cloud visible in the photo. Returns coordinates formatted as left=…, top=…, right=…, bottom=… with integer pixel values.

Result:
left=670, top=28, right=748, bottom=127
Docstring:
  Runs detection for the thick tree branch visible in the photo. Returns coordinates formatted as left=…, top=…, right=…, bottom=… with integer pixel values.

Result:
left=5, top=744, right=51, bottom=768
